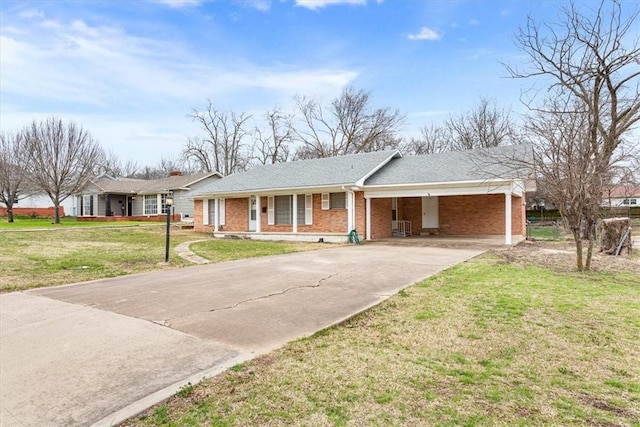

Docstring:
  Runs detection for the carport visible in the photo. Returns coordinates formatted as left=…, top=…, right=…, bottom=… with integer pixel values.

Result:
left=361, top=148, right=534, bottom=245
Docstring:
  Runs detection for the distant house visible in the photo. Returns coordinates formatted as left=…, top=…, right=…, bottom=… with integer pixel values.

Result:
left=603, top=185, right=640, bottom=208
left=74, top=171, right=222, bottom=222
left=190, top=146, right=535, bottom=245
left=1, top=194, right=76, bottom=218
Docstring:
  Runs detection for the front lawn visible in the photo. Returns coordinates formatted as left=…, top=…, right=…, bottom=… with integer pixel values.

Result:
left=0, top=216, right=149, bottom=229
left=127, top=247, right=640, bottom=426
left=0, top=228, right=326, bottom=292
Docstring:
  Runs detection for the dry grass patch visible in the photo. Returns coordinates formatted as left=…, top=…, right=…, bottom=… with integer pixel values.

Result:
left=0, top=228, right=332, bottom=292
left=128, top=245, right=640, bottom=427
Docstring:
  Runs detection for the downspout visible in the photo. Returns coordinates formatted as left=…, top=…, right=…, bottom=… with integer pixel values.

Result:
left=342, top=186, right=357, bottom=234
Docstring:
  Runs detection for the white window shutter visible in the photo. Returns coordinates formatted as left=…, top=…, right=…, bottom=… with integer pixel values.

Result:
left=305, top=194, right=313, bottom=225
left=203, top=200, right=210, bottom=225
left=267, top=196, right=274, bottom=225
left=219, top=198, right=226, bottom=225
left=321, top=193, right=330, bottom=210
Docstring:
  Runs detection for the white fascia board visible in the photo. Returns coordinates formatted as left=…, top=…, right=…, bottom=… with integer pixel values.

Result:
left=184, top=172, right=224, bottom=186
left=192, top=184, right=357, bottom=199
left=364, top=179, right=518, bottom=199
left=355, top=150, right=402, bottom=187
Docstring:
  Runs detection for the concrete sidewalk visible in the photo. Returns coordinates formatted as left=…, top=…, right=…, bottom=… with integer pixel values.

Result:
left=1, top=244, right=484, bottom=427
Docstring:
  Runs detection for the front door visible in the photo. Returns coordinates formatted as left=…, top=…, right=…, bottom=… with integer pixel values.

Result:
left=422, top=196, right=439, bottom=228
left=249, top=196, right=257, bottom=231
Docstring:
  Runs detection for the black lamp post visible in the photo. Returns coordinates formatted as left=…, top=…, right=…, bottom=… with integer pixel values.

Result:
left=164, top=194, right=174, bottom=263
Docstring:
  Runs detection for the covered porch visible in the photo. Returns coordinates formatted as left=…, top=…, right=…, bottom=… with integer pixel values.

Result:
left=364, top=179, right=527, bottom=246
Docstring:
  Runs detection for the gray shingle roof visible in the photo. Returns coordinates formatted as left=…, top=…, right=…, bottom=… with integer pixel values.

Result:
left=192, top=150, right=400, bottom=196
left=365, top=145, right=534, bottom=186
left=91, top=172, right=219, bottom=194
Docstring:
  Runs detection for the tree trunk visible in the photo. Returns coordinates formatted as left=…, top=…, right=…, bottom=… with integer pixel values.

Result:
left=584, top=219, right=595, bottom=271
left=54, top=205, right=61, bottom=224
left=585, top=237, right=594, bottom=271
left=573, top=228, right=584, bottom=271
left=7, top=206, right=14, bottom=223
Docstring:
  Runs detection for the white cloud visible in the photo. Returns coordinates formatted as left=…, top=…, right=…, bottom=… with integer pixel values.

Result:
left=242, top=0, right=272, bottom=11
left=0, top=15, right=358, bottom=163
left=407, top=27, right=441, bottom=41
left=469, top=19, right=480, bottom=26
left=294, top=0, right=366, bottom=10
left=18, top=8, right=45, bottom=19
left=153, top=0, right=205, bottom=8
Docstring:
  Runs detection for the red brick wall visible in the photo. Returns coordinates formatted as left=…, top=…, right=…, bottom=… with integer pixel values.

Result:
left=297, top=194, right=348, bottom=233
left=194, top=192, right=525, bottom=238
left=510, top=194, right=525, bottom=236
left=197, top=194, right=351, bottom=234
left=398, top=197, right=421, bottom=235
left=0, top=206, right=65, bottom=218
left=438, top=194, right=524, bottom=235
left=382, top=194, right=526, bottom=237
left=225, top=198, right=249, bottom=231
left=370, top=198, right=392, bottom=239
left=76, top=214, right=178, bottom=222
left=194, top=200, right=211, bottom=233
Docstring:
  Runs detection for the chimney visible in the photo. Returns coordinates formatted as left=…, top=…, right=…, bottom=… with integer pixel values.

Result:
left=169, top=171, right=183, bottom=176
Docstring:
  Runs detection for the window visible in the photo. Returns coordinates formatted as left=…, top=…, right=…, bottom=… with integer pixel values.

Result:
left=207, top=198, right=225, bottom=225
left=144, top=195, right=157, bottom=215
left=297, top=195, right=306, bottom=224
left=321, top=192, right=346, bottom=210
left=330, top=192, right=346, bottom=209
left=274, top=195, right=292, bottom=225
left=160, top=194, right=169, bottom=214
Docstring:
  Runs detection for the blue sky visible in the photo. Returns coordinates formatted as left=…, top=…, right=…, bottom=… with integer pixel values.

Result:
left=1, top=0, right=636, bottom=166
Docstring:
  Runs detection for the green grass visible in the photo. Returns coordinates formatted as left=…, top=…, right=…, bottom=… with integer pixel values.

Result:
left=527, top=224, right=564, bottom=241
left=0, top=227, right=324, bottom=292
left=0, top=216, right=150, bottom=229
left=0, top=226, right=193, bottom=292
left=189, top=239, right=323, bottom=262
left=127, top=252, right=640, bottom=427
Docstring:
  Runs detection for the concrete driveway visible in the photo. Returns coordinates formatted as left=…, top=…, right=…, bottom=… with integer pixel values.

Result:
left=0, top=244, right=484, bottom=427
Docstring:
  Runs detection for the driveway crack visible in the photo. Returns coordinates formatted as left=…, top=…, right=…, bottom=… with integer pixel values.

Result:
left=160, top=272, right=339, bottom=325
left=207, top=272, right=339, bottom=313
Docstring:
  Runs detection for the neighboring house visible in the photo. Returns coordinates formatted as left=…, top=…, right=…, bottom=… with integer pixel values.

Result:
left=75, top=171, right=222, bottom=221
left=0, top=193, right=77, bottom=217
left=602, top=185, right=640, bottom=208
left=191, top=145, right=535, bottom=245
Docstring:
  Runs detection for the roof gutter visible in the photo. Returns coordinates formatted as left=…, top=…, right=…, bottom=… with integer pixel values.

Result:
left=189, top=183, right=360, bottom=200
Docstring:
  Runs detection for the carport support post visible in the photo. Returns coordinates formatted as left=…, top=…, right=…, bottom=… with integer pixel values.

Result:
left=255, top=195, right=261, bottom=232
left=365, top=197, right=372, bottom=240
left=292, top=193, right=298, bottom=233
left=213, top=198, right=219, bottom=233
left=505, top=191, right=512, bottom=245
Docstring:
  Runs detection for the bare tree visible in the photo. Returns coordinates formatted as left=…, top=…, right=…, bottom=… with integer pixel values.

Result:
left=404, top=98, right=520, bottom=155
left=134, top=156, right=199, bottom=179
left=293, top=86, right=405, bottom=159
left=400, top=123, right=451, bottom=155
left=507, top=1, right=640, bottom=270
left=252, top=107, right=293, bottom=165
left=0, top=131, right=33, bottom=223
left=23, top=117, right=104, bottom=224
left=446, top=97, right=520, bottom=151
left=98, top=150, right=141, bottom=178
left=184, top=101, right=252, bottom=175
